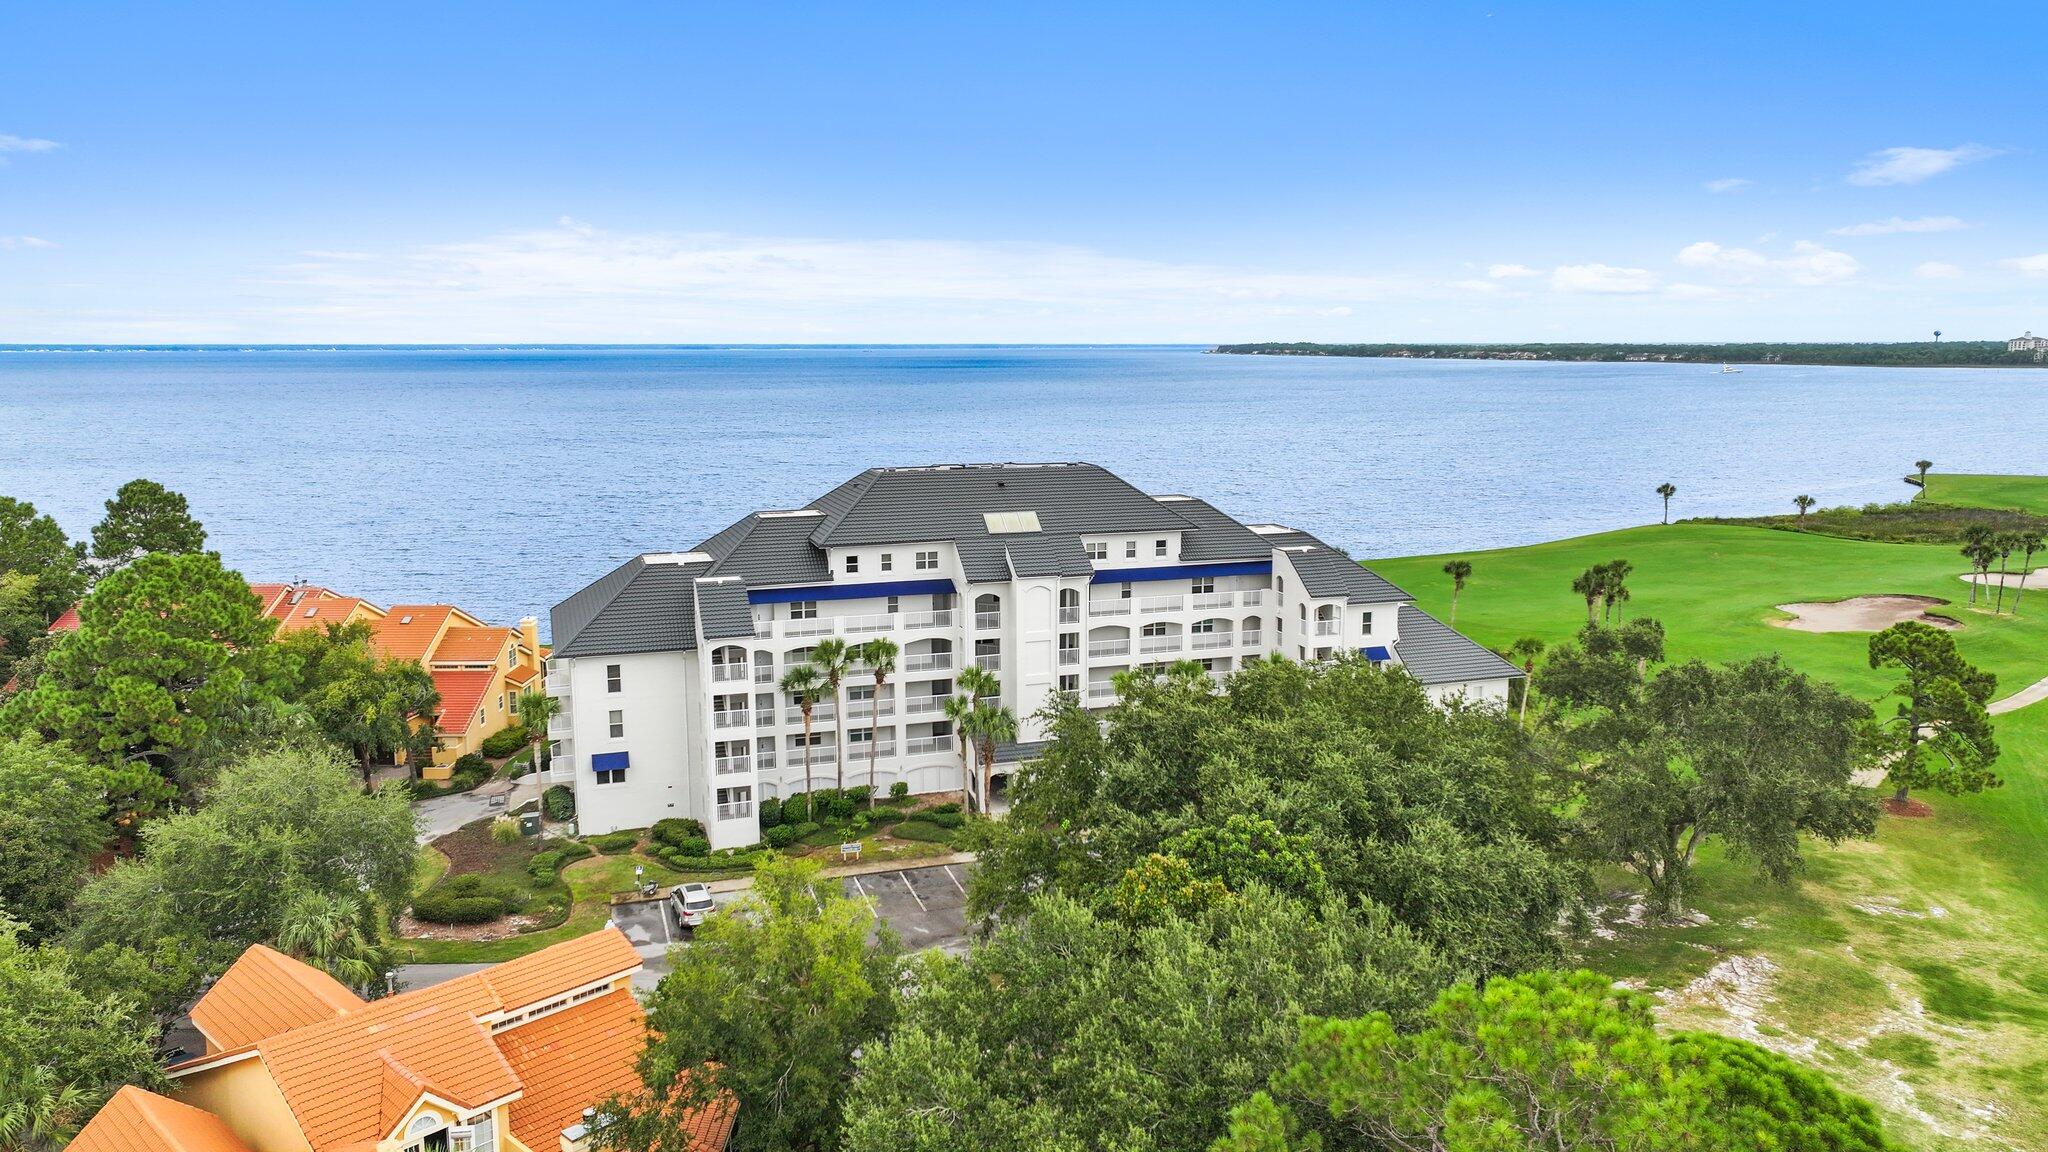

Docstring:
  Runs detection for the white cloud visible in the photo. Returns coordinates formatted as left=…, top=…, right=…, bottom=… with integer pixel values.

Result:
left=1675, top=239, right=1858, bottom=285
left=1830, top=215, right=1966, bottom=236
left=0, top=134, right=60, bottom=153
left=1914, top=261, right=1963, bottom=280
left=1664, top=283, right=1720, bottom=299
left=1846, top=144, right=2001, bottom=186
left=1451, top=279, right=1503, bottom=294
left=1551, top=264, right=1659, bottom=294
left=0, top=235, right=55, bottom=250
left=2004, top=253, right=2048, bottom=278
left=1704, top=178, right=1752, bottom=193
left=1486, top=263, right=1541, bottom=279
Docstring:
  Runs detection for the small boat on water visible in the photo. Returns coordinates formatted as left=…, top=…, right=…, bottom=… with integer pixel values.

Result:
left=1719, top=363, right=1742, bottom=374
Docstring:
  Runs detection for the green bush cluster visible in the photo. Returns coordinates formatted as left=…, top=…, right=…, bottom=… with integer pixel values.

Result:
left=891, top=819, right=954, bottom=844
left=652, top=844, right=770, bottom=873
left=889, top=781, right=910, bottom=798
left=759, top=796, right=783, bottom=829
left=587, top=830, right=641, bottom=854
left=652, top=818, right=708, bottom=849
left=542, top=785, right=576, bottom=821
left=412, top=873, right=526, bottom=924
left=480, top=725, right=530, bottom=758
left=526, top=839, right=594, bottom=880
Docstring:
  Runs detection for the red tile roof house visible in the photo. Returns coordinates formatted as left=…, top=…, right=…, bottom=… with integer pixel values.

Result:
left=67, top=927, right=735, bottom=1152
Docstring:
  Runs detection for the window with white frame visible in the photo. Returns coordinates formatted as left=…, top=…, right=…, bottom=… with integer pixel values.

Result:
left=916, top=550, right=940, bottom=570
left=606, top=664, right=622, bottom=692
left=1124, top=541, right=1138, bottom=558
left=1119, top=582, right=1133, bottom=600
left=845, top=554, right=860, bottom=574
left=1191, top=619, right=1215, bottom=634
left=1190, top=577, right=1214, bottom=594
left=881, top=552, right=894, bottom=572
left=596, top=763, right=626, bottom=785
left=1361, top=610, right=1373, bottom=634
left=886, top=595, right=900, bottom=614
left=1155, top=539, right=1168, bottom=556
left=1085, top=541, right=1108, bottom=561
left=608, top=710, right=624, bottom=738
left=1058, top=673, right=1079, bottom=692
left=1141, top=622, right=1169, bottom=637
left=790, top=600, right=818, bottom=620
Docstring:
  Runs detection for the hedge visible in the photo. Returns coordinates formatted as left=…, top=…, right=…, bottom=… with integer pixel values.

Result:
left=542, top=785, right=576, bottom=821
left=413, top=874, right=525, bottom=923
left=652, top=818, right=708, bottom=848
left=654, top=845, right=769, bottom=874
left=481, top=726, right=530, bottom=758
left=891, top=819, right=954, bottom=843
left=924, top=809, right=965, bottom=830
left=587, top=831, right=640, bottom=854
left=758, top=796, right=784, bottom=829
left=889, top=781, right=910, bottom=798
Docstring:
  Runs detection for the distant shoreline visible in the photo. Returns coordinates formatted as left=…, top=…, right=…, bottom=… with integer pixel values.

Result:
left=1210, top=341, right=2047, bottom=369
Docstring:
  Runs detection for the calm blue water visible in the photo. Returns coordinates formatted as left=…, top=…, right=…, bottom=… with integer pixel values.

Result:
left=3, top=346, right=2043, bottom=630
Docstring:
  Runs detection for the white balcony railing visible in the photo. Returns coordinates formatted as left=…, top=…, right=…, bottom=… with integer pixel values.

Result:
left=1057, top=605, right=1082, bottom=624
left=1314, top=621, right=1341, bottom=636
left=711, top=663, right=749, bottom=683
left=904, top=695, right=949, bottom=715
left=547, top=716, right=572, bottom=739
left=903, top=651, right=953, bottom=673
left=846, top=699, right=896, bottom=719
left=1240, top=589, right=1269, bottom=607
left=1241, top=630, right=1264, bottom=648
left=906, top=734, right=953, bottom=755
left=841, top=612, right=895, bottom=635
left=717, top=802, right=755, bottom=821
left=975, top=654, right=1002, bottom=671
left=1058, top=648, right=1081, bottom=666
left=787, top=748, right=835, bottom=767
left=784, top=618, right=835, bottom=638
left=753, top=708, right=777, bottom=726
left=544, top=673, right=571, bottom=694
left=974, top=612, right=1002, bottom=630
left=756, top=751, right=777, bottom=769
left=906, top=610, right=954, bottom=630
left=1139, top=636, right=1183, bottom=654
left=1089, top=640, right=1130, bottom=659
left=848, top=741, right=896, bottom=760
left=1191, top=633, right=1233, bottom=650
left=1139, top=595, right=1185, bottom=614
left=712, top=711, right=751, bottom=730
left=1087, top=683, right=1119, bottom=703
left=1192, top=592, right=1235, bottom=610
left=1089, top=600, right=1132, bottom=618
left=753, top=667, right=776, bottom=684
left=714, top=754, right=752, bottom=775
left=786, top=704, right=837, bottom=724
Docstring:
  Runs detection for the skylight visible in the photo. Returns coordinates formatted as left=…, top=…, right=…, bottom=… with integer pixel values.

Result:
left=983, top=510, right=1042, bottom=534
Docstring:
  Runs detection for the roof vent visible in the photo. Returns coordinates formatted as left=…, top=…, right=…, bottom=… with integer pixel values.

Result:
left=983, top=510, right=1042, bottom=534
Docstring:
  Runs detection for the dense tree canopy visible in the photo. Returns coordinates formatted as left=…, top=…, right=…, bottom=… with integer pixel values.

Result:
left=969, top=658, right=1580, bottom=977
left=0, top=918, right=165, bottom=1151
left=89, top=479, right=207, bottom=567
left=1868, top=620, right=1999, bottom=803
left=1, top=551, right=293, bottom=805
left=842, top=889, right=1449, bottom=1152
left=67, top=742, right=416, bottom=980
left=281, top=622, right=440, bottom=785
left=0, top=497, right=86, bottom=689
left=599, top=858, right=900, bottom=1152
left=1216, top=970, right=1892, bottom=1152
left=0, top=736, right=113, bottom=941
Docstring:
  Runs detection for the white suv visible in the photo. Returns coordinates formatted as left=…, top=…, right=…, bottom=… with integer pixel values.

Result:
left=669, top=882, right=717, bottom=929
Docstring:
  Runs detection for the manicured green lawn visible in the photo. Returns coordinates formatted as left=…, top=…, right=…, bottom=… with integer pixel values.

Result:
left=398, top=849, right=693, bottom=964
left=1922, top=473, right=2048, bottom=515
left=1374, top=520, right=2048, bottom=1151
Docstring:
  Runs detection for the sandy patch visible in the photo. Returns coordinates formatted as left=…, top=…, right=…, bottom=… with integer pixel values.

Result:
left=1773, top=595, right=1959, bottom=633
left=1959, top=566, right=2046, bottom=591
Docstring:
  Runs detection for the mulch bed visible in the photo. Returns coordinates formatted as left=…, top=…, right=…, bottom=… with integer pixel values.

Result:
left=1882, top=797, right=1935, bottom=818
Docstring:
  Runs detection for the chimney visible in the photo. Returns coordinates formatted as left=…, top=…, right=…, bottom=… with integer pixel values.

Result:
left=520, top=616, right=541, bottom=660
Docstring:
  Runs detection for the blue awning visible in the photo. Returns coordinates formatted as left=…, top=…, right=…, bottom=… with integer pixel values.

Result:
left=591, top=751, right=630, bottom=771
left=1089, top=561, right=1272, bottom=585
left=1361, top=645, right=1392, bottom=663
left=748, top=578, right=957, bottom=605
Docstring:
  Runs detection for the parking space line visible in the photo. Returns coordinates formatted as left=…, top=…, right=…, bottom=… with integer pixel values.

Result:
left=899, top=871, right=928, bottom=911
left=660, top=903, right=673, bottom=946
left=849, top=874, right=878, bottom=915
left=943, top=865, right=967, bottom=894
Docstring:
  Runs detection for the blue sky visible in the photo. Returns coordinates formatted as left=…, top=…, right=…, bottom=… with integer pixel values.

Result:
left=3, top=1, right=2044, bottom=343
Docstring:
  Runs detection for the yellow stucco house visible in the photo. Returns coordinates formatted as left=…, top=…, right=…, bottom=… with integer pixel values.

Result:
left=68, top=928, right=735, bottom=1152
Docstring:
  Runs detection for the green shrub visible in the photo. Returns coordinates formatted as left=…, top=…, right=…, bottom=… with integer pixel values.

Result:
left=892, top=819, right=954, bottom=843
left=847, top=785, right=874, bottom=805
left=925, top=809, right=965, bottom=830
left=655, top=845, right=765, bottom=874
left=763, top=825, right=800, bottom=849
left=758, top=796, right=783, bottom=829
left=412, top=874, right=524, bottom=923
left=784, top=821, right=822, bottom=840
left=554, top=840, right=594, bottom=864
left=481, top=726, right=529, bottom=758
left=453, top=752, right=490, bottom=776
left=889, top=781, right=909, bottom=799
left=588, top=831, right=640, bottom=854
left=851, top=811, right=871, bottom=832
left=527, top=850, right=562, bottom=880
left=822, top=793, right=856, bottom=822
left=798, top=825, right=846, bottom=848
left=652, top=818, right=708, bottom=848
left=925, top=801, right=962, bottom=817
left=542, top=785, right=576, bottom=821
left=490, top=817, right=520, bottom=844
left=866, top=806, right=905, bottom=827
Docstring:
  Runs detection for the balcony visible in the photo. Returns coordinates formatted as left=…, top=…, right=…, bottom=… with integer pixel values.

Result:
left=1139, top=635, right=1183, bottom=654
left=756, top=751, right=777, bottom=769
left=787, top=747, right=835, bottom=767
left=904, top=694, right=949, bottom=715
left=1057, top=605, right=1082, bottom=624
left=1241, top=630, right=1265, bottom=648
left=845, top=699, right=896, bottom=719
left=1314, top=620, right=1340, bottom=636
left=974, top=612, right=1002, bottom=630
left=1087, top=683, right=1120, bottom=704
left=906, top=734, right=953, bottom=755
left=784, top=618, right=835, bottom=638
left=1089, top=600, right=1132, bottom=618
left=714, top=754, right=752, bottom=775
left=547, top=715, right=572, bottom=739
left=842, top=612, right=896, bottom=635
left=712, top=711, right=751, bottom=730
left=1058, top=648, right=1081, bottom=666
left=716, top=802, right=755, bottom=821
left=1241, top=589, right=1269, bottom=607
left=1192, top=591, right=1235, bottom=610
left=786, top=704, right=837, bottom=724
left=1191, top=633, right=1233, bottom=651
left=906, top=609, right=954, bottom=630
left=1139, top=595, right=1185, bottom=614
left=847, top=741, right=896, bottom=760
left=754, top=667, right=776, bottom=684
left=753, top=708, right=776, bottom=726
left=544, top=672, right=571, bottom=694
left=1088, top=639, right=1131, bottom=659
left=711, top=663, right=750, bottom=683
left=903, top=651, right=953, bottom=673
left=974, top=654, right=1002, bottom=671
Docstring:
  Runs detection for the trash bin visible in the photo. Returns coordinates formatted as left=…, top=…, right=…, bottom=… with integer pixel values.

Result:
left=518, top=811, right=541, bottom=837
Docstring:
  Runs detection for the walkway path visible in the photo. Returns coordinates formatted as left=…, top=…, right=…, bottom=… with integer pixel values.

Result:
left=1991, top=674, right=2048, bottom=716
left=412, top=774, right=541, bottom=842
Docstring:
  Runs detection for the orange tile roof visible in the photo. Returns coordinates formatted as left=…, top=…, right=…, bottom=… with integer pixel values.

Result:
left=504, top=665, right=539, bottom=688
left=70, top=1086, right=258, bottom=1152
left=273, top=596, right=384, bottom=634
left=432, top=669, right=499, bottom=735
left=371, top=606, right=455, bottom=662
left=477, top=926, right=643, bottom=1009
left=494, top=993, right=650, bottom=1149
left=248, top=583, right=296, bottom=616
left=190, top=945, right=365, bottom=1052
left=433, top=626, right=516, bottom=664
left=49, top=604, right=81, bottom=632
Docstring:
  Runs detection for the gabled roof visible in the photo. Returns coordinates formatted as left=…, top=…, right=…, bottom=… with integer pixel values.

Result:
left=697, top=512, right=832, bottom=587
left=504, top=664, right=539, bottom=688
left=272, top=596, right=383, bottom=634
left=1159, top=496, right=1273, bottom=562
left=190, top=944, right=365, bottom=1052
left=433, top=626, right=516, bottom=664
left=1394, top=605, right=1523, bottom=685
left=432, top=669, right=500, bottom=734
left=551, top=555, right=710, bottom=659
left=1272, top=528, right=1410, bottom=603
left=693, top=579, right=758, bottom=642
left=69, top=1086, right=258, bottom=1152
left=494, top=994, right=653, bottom=1147
left=806, top=463, right=1195, bottom=548
left=371, top=606, right=459, bottom=662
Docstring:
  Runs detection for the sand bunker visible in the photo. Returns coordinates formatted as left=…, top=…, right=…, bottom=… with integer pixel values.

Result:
left=1773, top=595, right=1959, bottom=633
left=1959, top=566, right=2046, bottom=591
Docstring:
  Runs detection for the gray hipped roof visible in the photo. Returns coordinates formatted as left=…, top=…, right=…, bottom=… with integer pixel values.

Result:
left=1393, top=605, right=1523, bottom=685
left=1272, top=529, right=1410, bottom=603
left=551, top=556, right=709, bottom=658
left=807, top=463, right=1194, bottom=547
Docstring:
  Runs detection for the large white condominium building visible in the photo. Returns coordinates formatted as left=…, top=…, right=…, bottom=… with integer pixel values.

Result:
left=544, top=463, right=1521, bottom=848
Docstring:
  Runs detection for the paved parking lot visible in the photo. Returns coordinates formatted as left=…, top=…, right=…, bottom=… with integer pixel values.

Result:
left=609, top=860, right=974, bottom=957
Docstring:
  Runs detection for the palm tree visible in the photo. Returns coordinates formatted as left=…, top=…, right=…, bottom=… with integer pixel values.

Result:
left=1793, top=494, right=1816, bottom=521
left=969, top=701, right=1018, bottom=817
left=778, top=665, right=825, bottom=820
left=955, top=664, right=1002, bottom=812
left=1992, top=533, right=2018, bottom=614
left=1505, top=636, right=1544, bottom=723
left=1655, top=482, right=1677, bottom=524
left=1961, top=526, right=1995, bottom=606
left=1598, top=559, right=1633, bottom=623
left=1914, top=459, right=1934, bottom=489
left=1441, top=559, right=1472, bottom=624
left=942, top=692, right=975, bottom=807
left=810, top=637, right=853, bottom=794
left=516, top=689, right=561, bottom=776
left=2012, top=531, right=2043, bottom=616
left=858, top=637, right=898, bottom=807
left=276, top=890, right=387, bottom=992
left=1570, top=567, right=1602, bottom=626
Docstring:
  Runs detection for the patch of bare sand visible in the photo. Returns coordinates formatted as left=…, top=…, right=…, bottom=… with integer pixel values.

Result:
left=1773, top=595, right=1959, bottom=633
